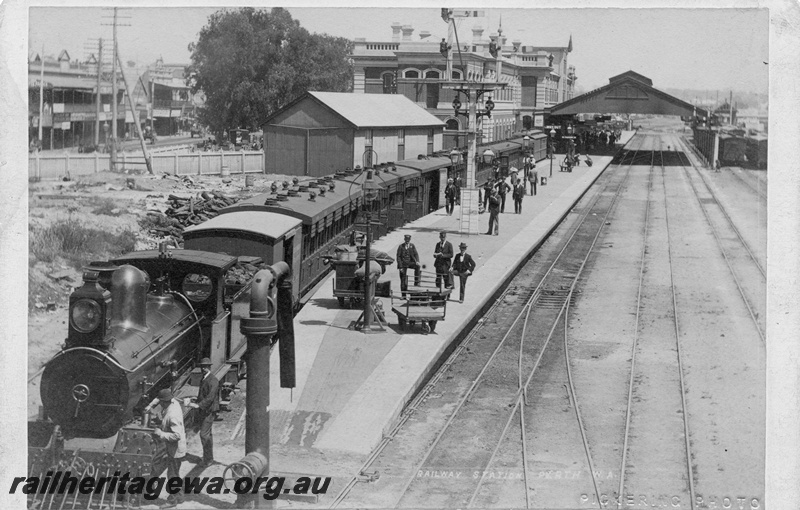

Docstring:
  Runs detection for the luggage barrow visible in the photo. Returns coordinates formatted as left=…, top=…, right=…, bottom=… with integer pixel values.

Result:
left=391, top=283, right=451, bottom=334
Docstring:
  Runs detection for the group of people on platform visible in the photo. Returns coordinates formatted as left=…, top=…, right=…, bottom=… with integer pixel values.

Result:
left=150, top=357, right=220, bottom=508
left=481, top=154, right=540, bottom=236
left=396, top=231, right=475, bottom=303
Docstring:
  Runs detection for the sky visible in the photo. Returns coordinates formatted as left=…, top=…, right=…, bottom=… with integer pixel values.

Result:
left=27, top=5, right=769, bottom=95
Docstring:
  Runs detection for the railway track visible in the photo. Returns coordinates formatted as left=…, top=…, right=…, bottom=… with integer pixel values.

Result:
left=330, top=135, right=652, bottom=509
left=610, top=136, right=696, bottom=508
left=672, top=135, right=765, bottom=341
left=725, top=166, right=767, bottom=202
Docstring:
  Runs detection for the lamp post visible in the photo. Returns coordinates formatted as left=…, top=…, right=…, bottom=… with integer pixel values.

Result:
left=549, top=128, right=556, bottom=177
left=448, top=87, right=502, bottom=234
left=356, top=151, right=384, bottom=333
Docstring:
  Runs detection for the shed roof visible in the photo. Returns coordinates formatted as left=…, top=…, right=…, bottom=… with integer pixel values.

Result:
left=394, top=156, right=452, bottom=173
left=306, top=91, right=445, bottom=128
left=183, top=210, right=302, bottom=241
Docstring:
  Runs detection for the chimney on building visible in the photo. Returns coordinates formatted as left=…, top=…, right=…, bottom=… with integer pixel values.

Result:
left=401, top=25, right=414, bottom=41
left=391, top=22, right=402, bottom=42
left=419, top=30, right=431, bottom=40
left=472, top=26, right=484, bottom=43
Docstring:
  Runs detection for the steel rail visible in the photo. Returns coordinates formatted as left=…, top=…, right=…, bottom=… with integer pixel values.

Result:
left=677, top=137, right=765, bottom=279
left=725, top=166, right=767, bottom=202
left=466, top=135, right=649, bottom=509
left=672, top=135, right=765, bottom=344
left=662, top=143, right=698, bottom=510
left=615, top=136, right=656, bottom=506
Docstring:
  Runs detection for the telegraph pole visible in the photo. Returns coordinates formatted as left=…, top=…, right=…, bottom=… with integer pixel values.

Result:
left=110, top=8, right=118, bottom=169
left=38, top=45, right=44, bottom=144
left=116, top=45, right=153, bottom=174
left=95, top=39, right=103, bottom=147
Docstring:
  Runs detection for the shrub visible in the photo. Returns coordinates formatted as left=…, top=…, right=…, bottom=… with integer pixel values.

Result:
left=91, top=197, right=125, bottom=216
left=30, top=219, right=137, bottom=269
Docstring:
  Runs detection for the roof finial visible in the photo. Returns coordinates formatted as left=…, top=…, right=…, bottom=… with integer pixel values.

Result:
left=498, top=14, right=503, bottom=36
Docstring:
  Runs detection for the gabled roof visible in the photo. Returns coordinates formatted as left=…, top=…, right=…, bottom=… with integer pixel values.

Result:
left=57, top=50, right=71, bottom=62
left=609, top=70, right=652, bottom=87
left=306, top=91, right=445, bottom=129
left=549, top=70, right=708, bottom=118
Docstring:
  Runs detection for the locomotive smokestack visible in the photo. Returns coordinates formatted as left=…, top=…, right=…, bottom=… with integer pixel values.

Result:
left=111, top=265, right=149, bottom=332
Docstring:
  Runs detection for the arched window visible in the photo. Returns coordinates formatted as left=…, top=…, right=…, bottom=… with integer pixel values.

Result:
left=451, top=70, right=463, bottom=80
left=445, top=119, right=460, bottom=131
left=403, top=69, right=420, bottom=79
left=424, top=69, right=440, bottom=79
left=381, top=72, right=396, bottom=94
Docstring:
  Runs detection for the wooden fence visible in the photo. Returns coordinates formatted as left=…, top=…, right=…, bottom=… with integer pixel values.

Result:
left=29, top=150, right=265, bottom=180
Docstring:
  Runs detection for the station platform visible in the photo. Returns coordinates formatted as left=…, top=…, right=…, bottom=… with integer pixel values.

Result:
left=262, top=153, right=614, bottom=457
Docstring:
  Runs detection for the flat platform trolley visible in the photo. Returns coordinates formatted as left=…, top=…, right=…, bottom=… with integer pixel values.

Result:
left=390, top=270, right=452, bottom=333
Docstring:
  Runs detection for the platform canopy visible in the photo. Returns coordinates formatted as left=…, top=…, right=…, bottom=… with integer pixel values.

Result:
left=548, top=70, right=708, bottom=118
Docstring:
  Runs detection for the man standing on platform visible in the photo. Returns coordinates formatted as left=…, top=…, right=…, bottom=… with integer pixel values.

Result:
left=487, top=189, right=500, bottom=236
left=444, top=178, right=457, bottom=216
left=483, top=179, right=493, bottom=210
left=396, top=234, right=421, bottom=297
left=454, top=174, right=462, bottom=205
left=527, top=161, right=538, bottom=196
left=513, top=180, right=526, bottom=214
left=189, top=358, right=219, bottom=469
left=153, top=388, right=186, bottom=508
left=433, top=231, right=454, bottom=289
left=450, top=242, right=476, bottom=303
left=495, top=178, right=511, bottom=213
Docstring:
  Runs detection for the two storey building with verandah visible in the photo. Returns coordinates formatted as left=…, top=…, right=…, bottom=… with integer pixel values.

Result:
left=351, top=22, right=577, bottom=149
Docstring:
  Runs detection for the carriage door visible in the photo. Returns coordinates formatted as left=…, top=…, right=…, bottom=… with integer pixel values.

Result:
left=426, top=173, right=439, bottom=214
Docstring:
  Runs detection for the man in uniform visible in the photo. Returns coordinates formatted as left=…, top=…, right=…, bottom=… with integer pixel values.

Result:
left=450, top=242, right=476, bottom=303
left=189, top=357, right=219, bottom=469
left=154, top=388, right=186, bottom=508
left=433, top=231, right=454, bottom=289
left=396, top=234, right=421, bottom=296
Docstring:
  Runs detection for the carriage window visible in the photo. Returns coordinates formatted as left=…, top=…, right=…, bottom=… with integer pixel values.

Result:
left=405, top=186, right=418, bottom=202
left=391, top=191, right=404, bottom=207
left=182, top=274, right=213, bottom=302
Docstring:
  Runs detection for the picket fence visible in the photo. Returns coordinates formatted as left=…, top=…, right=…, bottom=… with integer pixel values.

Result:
left=29, top=150, right=265, bottom=180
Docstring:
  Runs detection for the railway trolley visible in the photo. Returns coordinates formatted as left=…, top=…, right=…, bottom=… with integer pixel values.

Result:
left=391, top=270, right=451, bottom=334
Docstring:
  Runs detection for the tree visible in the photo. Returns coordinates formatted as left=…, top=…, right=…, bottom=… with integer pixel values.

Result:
left=187, top=8, right=353, bottom=139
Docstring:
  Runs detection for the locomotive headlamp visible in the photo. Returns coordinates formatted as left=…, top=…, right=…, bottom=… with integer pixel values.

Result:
left=71, top=298, right=102, bottom=333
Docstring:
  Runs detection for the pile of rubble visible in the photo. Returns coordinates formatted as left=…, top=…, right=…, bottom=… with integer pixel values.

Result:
left=142, top=190, right=239, bottom=245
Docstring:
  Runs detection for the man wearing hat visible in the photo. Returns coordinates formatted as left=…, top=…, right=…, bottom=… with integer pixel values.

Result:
left=189, top=357, right=219, bottom=468
left=433, top=231, right=454, bottom=290
left=444, top=178, right=457, bottom=216
left=450, top=242, right=476, bottom=303
left=396, top=234, right=421, bottom=296
left=153, top=388, right=186, bottom=508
